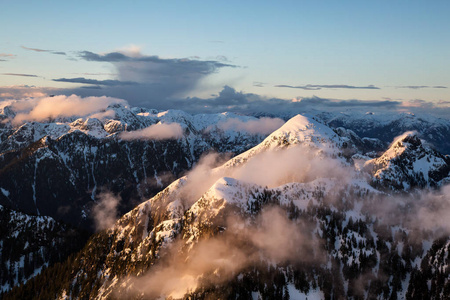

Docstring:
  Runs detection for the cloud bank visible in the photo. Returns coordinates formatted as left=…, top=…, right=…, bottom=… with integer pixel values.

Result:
left=7, top=94, right=126, bottom=125
left=1, top=84, right=449, bottom=120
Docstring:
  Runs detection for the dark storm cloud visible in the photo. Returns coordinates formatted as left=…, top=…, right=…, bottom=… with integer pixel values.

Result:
left=1, top=73, right=38, bottom=77
left=64, top=50, right=239, bottom=107
left=53, top=77, right=138, bottom=86
left=21, top=45, right=66, bottom=55
left=275, top=84, right=380, bottom=90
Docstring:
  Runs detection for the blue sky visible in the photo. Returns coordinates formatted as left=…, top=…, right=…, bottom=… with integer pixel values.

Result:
left=1, top=0, right=449, bottom=110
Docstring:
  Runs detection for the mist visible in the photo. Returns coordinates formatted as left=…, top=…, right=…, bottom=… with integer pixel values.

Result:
left=91, top=191, right=121, bottom=231
left=121, top=207, right=321, bottom=298
left=119, top=122, right=183, bottom=140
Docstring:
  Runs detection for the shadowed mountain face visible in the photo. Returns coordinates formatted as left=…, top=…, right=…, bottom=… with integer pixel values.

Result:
left=5, top=113, right=448, bottom=299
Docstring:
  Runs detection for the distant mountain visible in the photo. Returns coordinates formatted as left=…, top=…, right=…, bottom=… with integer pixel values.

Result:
left=254, top=110, right=450, bottom=155
left=7, top=113, right=449, bottom=299
left=365, top=132, right=450, bottom=190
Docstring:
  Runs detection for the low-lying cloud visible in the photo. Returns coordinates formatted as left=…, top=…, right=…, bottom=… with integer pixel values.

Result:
left=119, top=123, right=183, bottom=140
left=7, top=94, right=126, bottom=125
left=178, top=143, right=351, bottom=207
left=122, top=207, right=321, bottom=299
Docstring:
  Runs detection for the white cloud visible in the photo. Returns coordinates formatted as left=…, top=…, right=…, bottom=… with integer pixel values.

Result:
left=91, top=192, right=121, bottom=231
left=9, top=94, right=126, bottom=125
left=119, top=123, right=183, bottom=140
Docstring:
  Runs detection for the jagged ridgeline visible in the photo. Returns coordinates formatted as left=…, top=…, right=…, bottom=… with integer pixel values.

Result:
left=4, top=114, right=449, bottom=299
left=0, top=104, right=273, bottom=229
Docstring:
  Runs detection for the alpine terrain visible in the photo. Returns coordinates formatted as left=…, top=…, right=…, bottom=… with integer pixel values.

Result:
left=3, top=110, right=449, bottom=299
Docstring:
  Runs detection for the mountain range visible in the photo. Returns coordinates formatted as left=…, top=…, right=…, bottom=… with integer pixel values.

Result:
left=1, top=103, right=449, bottom=299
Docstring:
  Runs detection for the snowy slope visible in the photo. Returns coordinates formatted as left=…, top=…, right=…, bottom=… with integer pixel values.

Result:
left=365, top=132, right=450, bottom=190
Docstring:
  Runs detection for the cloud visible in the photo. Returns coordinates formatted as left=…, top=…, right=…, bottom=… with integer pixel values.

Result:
left=212, top=117, right=285, bottom=135
left=63, top=50, right=238, bottom=107
left=253, top=81, right=266, bottom=87
left=21, top=45, right=66, bottom=55
left=53, top=77, right=138, bottom=86
left=91, top=191, right=121, bottom=231
left=8, top=94, right=126, bottom=125
left=2, top=84, right=449, bottom=120
left=119, top=123, right=183, bottom=140
left=75, top=72, right=118, bottom=76
left=396, top=85, right=447, bottom=89
left=177, top=143, right=351, bottom=207
left=0, top=53, right=15, bottom=60
left=1, top=73, right=38, bottom=77
left=169, top=86, right=402, bottom=115
left=275, top=84, right=380, bottom=90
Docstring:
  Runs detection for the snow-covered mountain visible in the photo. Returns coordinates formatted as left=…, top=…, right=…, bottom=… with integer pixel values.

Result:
left=0, top=103, right=279, bottom=228
left=365, top=132, right=450, bottom=190
left=7, top=113, right=449, bottom=299
left=255, top=109, right=450, bottom=155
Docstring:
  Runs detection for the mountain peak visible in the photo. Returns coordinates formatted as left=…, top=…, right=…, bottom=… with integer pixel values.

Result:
left=365, top=131, right=449, bottom=190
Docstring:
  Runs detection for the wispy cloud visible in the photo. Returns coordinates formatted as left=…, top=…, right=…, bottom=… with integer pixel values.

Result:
left=1, top=73, right=38, bottom=77
left=91, top=191, right=121, bottom=231
left=21, top=45, right=66, bottom=55
left=53, top=77, right=138, bottom=86
left=253, top=81, right=266, bottom=87
left=0, top=53, right=15, bottom=60
left=275, top=84, right=380, bottom=90
left=395, top=85, right=447, bottom=89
